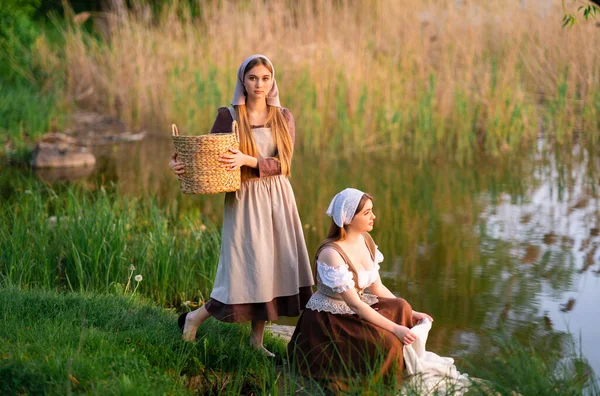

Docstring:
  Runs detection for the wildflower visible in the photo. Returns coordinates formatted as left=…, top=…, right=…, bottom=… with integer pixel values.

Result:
left=129, top=264, right=136, bottom=271
left=135, top=274, right=143, bottom=282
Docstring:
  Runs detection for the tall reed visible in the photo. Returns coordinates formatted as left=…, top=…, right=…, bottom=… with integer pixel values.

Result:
left=33, top=0, right=600, bottom=158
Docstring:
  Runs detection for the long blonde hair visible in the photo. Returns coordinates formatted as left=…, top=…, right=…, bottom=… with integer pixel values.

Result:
left=235, top=58, right=293, bottom=181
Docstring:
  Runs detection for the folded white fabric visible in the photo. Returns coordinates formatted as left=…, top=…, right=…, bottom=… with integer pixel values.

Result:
left=402, top=318, right=471, bottom=395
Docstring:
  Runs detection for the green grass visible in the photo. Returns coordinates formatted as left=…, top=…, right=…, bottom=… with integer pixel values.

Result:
left=2, top=288, right=597, bottom=395
left=0, top=177, right=221, bottom=307
left=0, top=10, right=68, bottom=162
left=0, top=81, right=66, bottom=163
left=465, top=332, right=599, bottom=396
left=0, top=288, right=191, bottom=395
left=0, top=287, right=295, bottom=395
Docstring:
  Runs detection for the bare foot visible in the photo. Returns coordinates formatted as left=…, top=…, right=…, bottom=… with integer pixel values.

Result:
left=182, top=314, right=198, bottom=341
left=250, top=341, right=275, bottom=357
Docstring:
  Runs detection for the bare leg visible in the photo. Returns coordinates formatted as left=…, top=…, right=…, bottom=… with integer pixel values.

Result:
left=182, top=305, right=211, bottom=341
left=250, top=320, right=275, bottom=357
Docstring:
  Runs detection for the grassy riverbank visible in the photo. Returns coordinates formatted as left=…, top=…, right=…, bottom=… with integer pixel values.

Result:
left=0, top=175, right=220, bottom=307
left=1, top=287, right=596, bottom=395
left=0, top=287, right=293, bottom=395
left=1, top=174, right=598, bottom=394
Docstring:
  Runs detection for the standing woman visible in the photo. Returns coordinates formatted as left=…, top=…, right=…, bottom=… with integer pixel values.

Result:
left=169, top=55, right=314, bottom=355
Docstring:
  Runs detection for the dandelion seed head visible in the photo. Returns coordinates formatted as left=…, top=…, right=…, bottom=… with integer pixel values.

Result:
left=135, top=274, right=143, bottom=282
left=130, top=265, right=136, bottom=271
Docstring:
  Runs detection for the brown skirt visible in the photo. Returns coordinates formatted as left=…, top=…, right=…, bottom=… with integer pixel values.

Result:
left=287, top=297, right=414, bottom=391
left=205, top=286, right=313, bottom=323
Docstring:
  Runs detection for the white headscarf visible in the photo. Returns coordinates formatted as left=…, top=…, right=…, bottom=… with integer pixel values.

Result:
left=231, top=54, right=281, bottom=107
left=326, top=188, right=366, bottom=228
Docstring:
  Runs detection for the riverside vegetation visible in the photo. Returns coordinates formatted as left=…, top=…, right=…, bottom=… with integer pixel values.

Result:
left=2, top=0, right=599, bottom=394
left=2, top=1, right=600, bottom=161
left=1, top=174, right=598, bottom=395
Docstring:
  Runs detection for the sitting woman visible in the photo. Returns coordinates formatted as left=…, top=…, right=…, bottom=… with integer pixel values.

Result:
left=288, top=188, right=433, bottom=392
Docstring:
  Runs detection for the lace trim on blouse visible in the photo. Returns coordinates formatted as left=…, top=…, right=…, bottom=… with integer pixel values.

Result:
left=306, top=248, right=385, bottom=315
left=306, top=291, right=379, bottom=315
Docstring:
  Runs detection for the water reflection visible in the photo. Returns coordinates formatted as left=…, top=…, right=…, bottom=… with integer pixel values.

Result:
left=3, top=129, right=599, bottom=377
left=480, top=141, right=600, bottom=376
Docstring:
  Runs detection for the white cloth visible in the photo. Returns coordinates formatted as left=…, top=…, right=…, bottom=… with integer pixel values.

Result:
left=402, top=318, right=471, bottom=395
left=326, top=188, right=366, bottom=227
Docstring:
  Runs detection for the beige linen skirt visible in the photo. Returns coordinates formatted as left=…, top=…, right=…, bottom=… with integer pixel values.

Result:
left=205, top=174, right=314, bottom=322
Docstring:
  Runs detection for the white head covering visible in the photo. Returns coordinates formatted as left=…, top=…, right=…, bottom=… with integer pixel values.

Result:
left=231, top=54, right=281, bottom=107
left=326, top=188, right=366, bottom=228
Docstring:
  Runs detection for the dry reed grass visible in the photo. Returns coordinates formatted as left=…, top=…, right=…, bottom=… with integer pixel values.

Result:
left=37, top=0, right=600, bottom=157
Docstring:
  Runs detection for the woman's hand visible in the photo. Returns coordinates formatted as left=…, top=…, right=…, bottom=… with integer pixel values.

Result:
left=394, top=325, right=418, bottom=345
left=169, top=153, right=185, bottom=179
left=412, top=310, right=434, bottom=323
left=219, top=149, right=256, bottom=170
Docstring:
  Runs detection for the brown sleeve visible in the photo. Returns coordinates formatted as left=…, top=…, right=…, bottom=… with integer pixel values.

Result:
left=256, top=108, right=295, bottom=178
left=210, top=107, right=234, bottom=133
left=282, top=107, right=296, bottom=144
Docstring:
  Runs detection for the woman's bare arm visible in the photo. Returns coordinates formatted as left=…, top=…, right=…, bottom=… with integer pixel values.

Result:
left=367, top=278, right=396, bottom=299
left=318, top=248, right=417, bottom=345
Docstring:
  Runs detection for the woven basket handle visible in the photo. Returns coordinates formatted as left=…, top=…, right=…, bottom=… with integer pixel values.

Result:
left=231, top=121, right=239, bottom=144
left=172, top=124, right=179, bottom=137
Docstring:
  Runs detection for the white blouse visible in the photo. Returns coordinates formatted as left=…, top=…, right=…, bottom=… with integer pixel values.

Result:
left=306, top=248, right=385, bottom=315
left=316, top=249, right=384, bottom=292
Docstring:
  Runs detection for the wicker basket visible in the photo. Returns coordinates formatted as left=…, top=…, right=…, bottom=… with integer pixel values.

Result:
left=171, top=121, right=241, bottom=194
